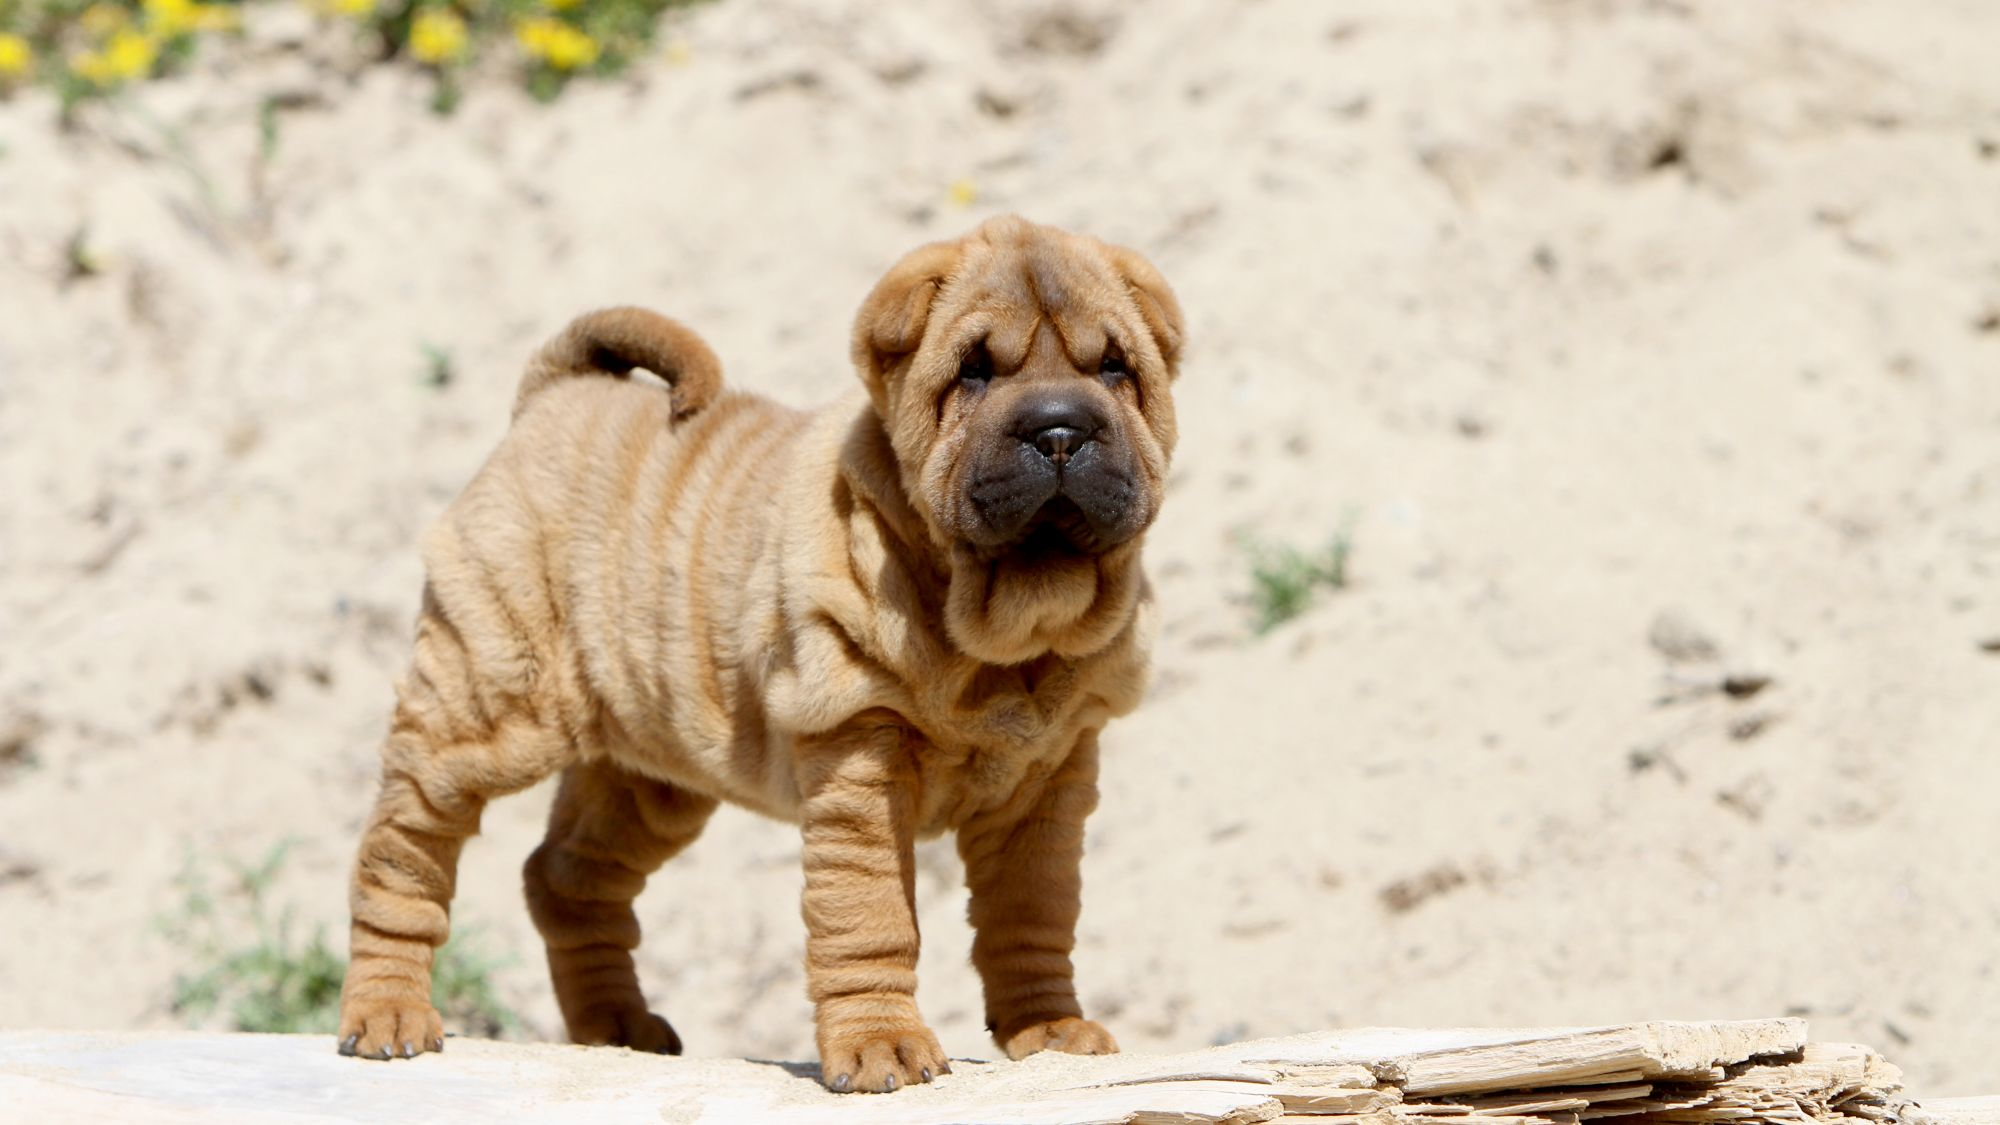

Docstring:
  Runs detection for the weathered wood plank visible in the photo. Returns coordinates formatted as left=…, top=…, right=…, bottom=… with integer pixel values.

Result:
left=1906, top=1097, right=2000, bottom=1125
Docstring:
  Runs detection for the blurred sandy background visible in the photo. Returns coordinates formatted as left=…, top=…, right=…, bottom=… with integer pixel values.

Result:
left=2, top=0, right=1997, bottom=1097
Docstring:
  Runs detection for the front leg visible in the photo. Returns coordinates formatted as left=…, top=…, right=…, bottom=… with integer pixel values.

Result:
left=797, top=718, right=949, bottom=1093
left=956, top=730, right=1119, bottom=1060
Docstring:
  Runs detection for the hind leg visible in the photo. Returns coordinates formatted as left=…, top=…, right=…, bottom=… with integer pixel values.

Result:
left=338, top=588, right=574, bottom=1061
left=523, top=761, right=717, bottom=1053
left=338, top=712, right=571, bottom=1059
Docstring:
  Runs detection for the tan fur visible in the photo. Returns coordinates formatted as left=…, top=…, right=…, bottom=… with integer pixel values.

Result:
left=335, top=216, right=1184, bottom=1093
left=511, top=305, right=722, bottom=421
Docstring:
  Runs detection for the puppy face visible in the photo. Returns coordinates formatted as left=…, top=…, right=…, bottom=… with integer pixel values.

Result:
left=853, top=216, right=1184, bottom=662
left=943, top=292, right=1153, bottom=560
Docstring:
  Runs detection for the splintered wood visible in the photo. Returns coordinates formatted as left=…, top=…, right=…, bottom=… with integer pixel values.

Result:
left=0, top=1019, right=1956, bottom=1125
left=1080, top=1019, right=1915, bottom=1125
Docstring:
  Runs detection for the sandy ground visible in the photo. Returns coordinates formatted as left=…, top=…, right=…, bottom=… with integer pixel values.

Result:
left=1, top=0, right=1996, bottom=1098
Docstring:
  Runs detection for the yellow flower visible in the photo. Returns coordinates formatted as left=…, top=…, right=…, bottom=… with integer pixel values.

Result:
left=74, top=27, right=158, bottom=86
left=0, top=33, right=31, bottom=80
left=515, top=16, right=596, bottom=70
left=542, top=0, right=579, bottom=11
left=946, top=178, right=978, bottom=208
left=107, top=28, right=159, bottom=75
left=408, top=8, right=467, bottom=65
left=316, top=0, right=375, bottom=18
left=144, top=0, right=198, bottom=37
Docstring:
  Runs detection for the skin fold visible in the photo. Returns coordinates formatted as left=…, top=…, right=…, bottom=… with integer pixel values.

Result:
left=334, top=215, right=1185, bottom=1093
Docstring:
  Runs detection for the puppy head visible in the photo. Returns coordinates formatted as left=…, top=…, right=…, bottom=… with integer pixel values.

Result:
left=852, top=215, right=1184, bottom=662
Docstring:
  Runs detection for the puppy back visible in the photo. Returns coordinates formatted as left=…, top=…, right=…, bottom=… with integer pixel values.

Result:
left=513, top=306, right=723, bottom=422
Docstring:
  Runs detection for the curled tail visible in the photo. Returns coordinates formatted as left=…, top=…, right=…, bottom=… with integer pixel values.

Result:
left=513, top=306, right=723, bottom=422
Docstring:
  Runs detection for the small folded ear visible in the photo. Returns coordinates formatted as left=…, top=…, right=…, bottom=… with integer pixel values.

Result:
left=1103, top=244, right=1185, bottom=377
left=852, top=238, right=964, bottom=400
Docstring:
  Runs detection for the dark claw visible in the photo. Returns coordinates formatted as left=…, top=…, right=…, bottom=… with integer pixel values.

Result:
left=431, top=1037, right=445, bottom=1053
left=401, top=1041, right=417, bottom=1058
left=339, top=1034, right=359, bottom=1056
left=920, top=1068, right=932, bottom=1083
left=372, top=1046, right=392, bottom=1061
left=939, top=1060, right=953, bottom=1075
left=882, top=1074, right=898, bottom=1093
left=830, top=1074, right=852, bottom=1094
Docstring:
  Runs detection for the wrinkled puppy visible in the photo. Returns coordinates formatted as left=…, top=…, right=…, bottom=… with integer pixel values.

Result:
left=335, top=215, right=1184, bottom=1093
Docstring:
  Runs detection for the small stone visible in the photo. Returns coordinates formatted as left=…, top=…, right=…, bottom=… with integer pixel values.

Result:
left=1720, top=671, right=1772, bottom=699
left=1648, top=609, right=1720, bottom=663
left=1019, top=6, right=1117, bottom=58
left=259, top=57, right=325, bottom=109
left=974, top=86, right=1022, bottom=119
left=0, top=710, right=44, bottom=775
left=1728, top=711, right=1778, bottom=741
left=244, top=3, right=314, bottom=51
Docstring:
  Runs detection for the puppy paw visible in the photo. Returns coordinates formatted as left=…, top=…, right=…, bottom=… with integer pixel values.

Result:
left=337, top=993, right=445, bottom=1061
left=570, top=1004, right=683, bottom=1055
left=1001, top=1015, right=1119, bottom=1060
left=818, top=1011, right=950, bottom=1094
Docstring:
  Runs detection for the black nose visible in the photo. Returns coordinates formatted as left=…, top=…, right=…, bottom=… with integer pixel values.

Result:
left=1014, top=396, right=1102, bottom=466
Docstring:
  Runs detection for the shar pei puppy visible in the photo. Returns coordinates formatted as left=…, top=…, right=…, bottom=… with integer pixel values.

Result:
left=335, top=215, right=1184, bottom=1093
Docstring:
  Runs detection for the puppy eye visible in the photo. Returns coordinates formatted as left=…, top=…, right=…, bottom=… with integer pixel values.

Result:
left=958, top=342, right=994, bottom=387
left=1098, top=344, right=1129, bottom=382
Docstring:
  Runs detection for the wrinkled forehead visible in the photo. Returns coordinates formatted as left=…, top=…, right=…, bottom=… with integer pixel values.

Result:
left=943, top=233, right=1119, bottom=369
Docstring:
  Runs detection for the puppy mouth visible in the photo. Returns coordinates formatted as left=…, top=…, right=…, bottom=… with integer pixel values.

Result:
left=964, top=452, right=1138, bottom=561
left=1009, top=495, right=1110, bottom=560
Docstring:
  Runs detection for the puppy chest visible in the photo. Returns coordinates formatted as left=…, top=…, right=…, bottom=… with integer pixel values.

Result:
left=915, top=732, right=1074, bottom=835
left=906, top=665, right=1093, bottom=826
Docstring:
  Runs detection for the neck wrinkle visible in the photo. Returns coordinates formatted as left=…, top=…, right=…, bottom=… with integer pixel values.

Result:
left=838, top=408, right=952, bottom=598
